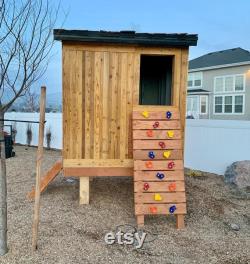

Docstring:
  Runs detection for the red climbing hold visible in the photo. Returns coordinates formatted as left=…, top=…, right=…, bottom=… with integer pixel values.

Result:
left=143, top=183, right=150, bottom=191
left=168, top=161, right=175, bottom=169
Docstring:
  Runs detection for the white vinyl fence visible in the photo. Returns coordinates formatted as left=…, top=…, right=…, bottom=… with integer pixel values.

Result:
left=5, top=112, right=250, bottom=175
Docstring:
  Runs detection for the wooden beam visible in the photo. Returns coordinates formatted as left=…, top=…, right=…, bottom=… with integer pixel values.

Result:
left=64, top=167, right=133, bottom=177
left=176, top=214, right=185, bottom=229
left=63, top=159, right=133, bottom=168
left=32, top=86, right=46, bottom=250
left=27, top=160, right=62, bottom=200
left=79, top=177, right=89, bottom=205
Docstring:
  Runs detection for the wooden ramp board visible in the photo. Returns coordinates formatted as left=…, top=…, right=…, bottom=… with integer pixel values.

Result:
left=27, top=160, right=62, bottom=200
left=132, top=108, right=186, bottom=229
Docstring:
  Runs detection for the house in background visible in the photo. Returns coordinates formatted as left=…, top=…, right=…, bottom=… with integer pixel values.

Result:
left=187, top=48, right=250, bottom=120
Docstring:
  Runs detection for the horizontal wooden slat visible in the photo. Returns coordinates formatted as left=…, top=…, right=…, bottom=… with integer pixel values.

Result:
left=135, top=192, right=186, bottom=203
left=133, top=140, right=182, bottom=150
left=132, top=105, right=178, bottom=112
left=133, top=110, right=180, bottom=120
left=134, top=171, right=184, bottom=181
left=134, top=160, right=183, bottom=171
left=134, top=181, right=185, bottom=192
left=135, top=203, right=186, bottom=215
left=133, top=120, right=181, bottom=130
left=133, top=149, right=182, bottom=160
left=64, top=167, right=133, bottom=177
left=134, top=181, right=185, bottom=193
left=63, top=159, right=133, bottom=168
left=133, top=130, right=181, bottom=140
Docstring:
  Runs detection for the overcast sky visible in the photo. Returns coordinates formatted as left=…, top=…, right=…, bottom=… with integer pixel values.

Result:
left=41, top=0, right=250, bottom=95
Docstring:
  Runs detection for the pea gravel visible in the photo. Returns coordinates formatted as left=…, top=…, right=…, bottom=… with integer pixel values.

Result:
left=1, top=146, right=249, bottom=264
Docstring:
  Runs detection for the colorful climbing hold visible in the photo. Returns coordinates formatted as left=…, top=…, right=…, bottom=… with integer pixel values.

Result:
left=163, top=151, right=171, bottom=159
left=159, top=141, right=166, bottom=149
left=143, top=182, right=150, bottom=191
left=145, top=161, right=153, bottom=169
left=154, top=193, right=162, bottom=201
left=148, top=151, right=155, bottom=159
left=167, top=130, right=174, bottom=138
left=153, top=121, right=159, bottom=129
left=168, top=182, right=176, bottom=192
left=150, top=206, right=157, bottom=214
left=142, top=111, right=149, bottom=118
left=169, top=205, right=177, bottom=214
left=168, top=161, right=175, bottom=169
left=147, top=130, right=153, bottom=137
left=156, top=172, right=165, bottom=180
left=166, top=111, right=172, bottom=119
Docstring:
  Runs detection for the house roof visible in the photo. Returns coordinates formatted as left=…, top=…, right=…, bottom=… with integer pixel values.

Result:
left=54, top=29, right=198, bottom=47
left=189, top=48, right=250, bottom=70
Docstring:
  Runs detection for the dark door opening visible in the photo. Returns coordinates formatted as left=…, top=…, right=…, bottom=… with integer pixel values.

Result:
left=139, top=55, right=173, bottom=105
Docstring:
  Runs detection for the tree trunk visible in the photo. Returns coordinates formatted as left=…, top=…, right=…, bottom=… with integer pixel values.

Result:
left=0, top=110, right=7, bottom=255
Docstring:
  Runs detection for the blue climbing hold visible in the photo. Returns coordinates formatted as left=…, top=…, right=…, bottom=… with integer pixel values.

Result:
left=166, top=111, right=172, bottom=119
left=148, top=151, right=155, bottom=159
left=156, top=172, right=165, bottom=180
left=169, top=205, right=177, bottom=214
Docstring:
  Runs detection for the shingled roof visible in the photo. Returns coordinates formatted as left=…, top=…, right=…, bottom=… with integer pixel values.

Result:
left=54, top=29, right=198, bottom=47
left=189, top=48, right=250, bottom=70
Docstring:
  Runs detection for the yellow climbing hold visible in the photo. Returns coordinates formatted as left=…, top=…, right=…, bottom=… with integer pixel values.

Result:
left=142, top=111, right=149, bottom=118
left=154, top=193, right=162, bottom=201
left=167, top=130, right=174, bottom=138
left=163, top=151, right=171, bottom=159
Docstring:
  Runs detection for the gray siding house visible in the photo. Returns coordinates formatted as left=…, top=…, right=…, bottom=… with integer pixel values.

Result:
left=187, top=48, right=250, bottom=120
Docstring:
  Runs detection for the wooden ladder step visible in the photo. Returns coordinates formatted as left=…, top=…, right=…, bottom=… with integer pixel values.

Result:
left=132, top=108, right=186, bottom=228
left=27, top=160, right=62, bottom=200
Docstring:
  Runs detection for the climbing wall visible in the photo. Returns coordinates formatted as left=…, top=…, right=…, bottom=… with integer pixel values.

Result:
left=132, top=108, right=186, bottom=228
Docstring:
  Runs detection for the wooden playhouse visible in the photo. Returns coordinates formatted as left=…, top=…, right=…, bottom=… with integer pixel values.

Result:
left=53, top=29, right=198, bottom=227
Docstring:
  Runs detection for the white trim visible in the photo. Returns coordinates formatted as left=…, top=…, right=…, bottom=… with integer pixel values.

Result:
left=213, top=94, right=245, bottom=115
left=189, top=61, right=250, bottom=72
left=188, top=72, right=203, bottom=88
left=214, top=74, right=245, bottom=94
left=200, top=95, right=208, bottom=115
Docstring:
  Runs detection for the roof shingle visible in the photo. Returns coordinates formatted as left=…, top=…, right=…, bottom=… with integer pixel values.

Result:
left=189, top=48, right=250, bottom=70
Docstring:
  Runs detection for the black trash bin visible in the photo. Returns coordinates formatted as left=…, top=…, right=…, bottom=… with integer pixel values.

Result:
left=4, top=134, right=14, bottom=159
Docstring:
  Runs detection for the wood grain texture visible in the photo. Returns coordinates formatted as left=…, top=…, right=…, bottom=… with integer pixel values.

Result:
left=132, top=110, right=180, bottom=120
left=133, top=130, right=182, bottom=140
left=134, top=181, right=185, bottom=192
left=133, top=120, right=181, bottom=130
left=135, top=203, right=187, bottom=215
left=134, top=192, right=186, bottom=203
left=28, top=160, right=62, bottom=199
left=134, top=170, right=184, bottom=181
left=133, top=140, right=182, bottom=150
left=64, top=158, right=133, bottom=168
left=133, top=149, right=183, bottom=160
left=64, top=167, right=133, bottom=177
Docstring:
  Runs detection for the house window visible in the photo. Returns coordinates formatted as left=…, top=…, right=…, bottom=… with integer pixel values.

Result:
left=224, top=96, right=232, bottom=113
left=200, top=96, right=208, bottom=114
left=214, top=74, right=245, bottom=93
left=188, top=72, right=202, bottom=88
left=215, top=96, right=223, bottom=113
left=235, top=95, right=243, bottom=113
left=214, top=95, right=244, bottom=114
left=235, top=75, right=244, bottom=91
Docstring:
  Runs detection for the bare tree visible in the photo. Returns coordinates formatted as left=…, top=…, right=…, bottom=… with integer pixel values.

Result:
left=0, top=0, right=60, bottom=255
left=22, top=89, right=39, bottom=112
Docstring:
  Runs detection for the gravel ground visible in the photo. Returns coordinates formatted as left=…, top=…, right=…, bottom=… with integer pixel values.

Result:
left=1, top=145, right=249, bottom=264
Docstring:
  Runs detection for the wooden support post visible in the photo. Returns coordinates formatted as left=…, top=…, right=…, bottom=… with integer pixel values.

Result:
left=137, top=215, right=144, bottom=227
left=32, top=86, right=46, bottom=250
left=176, top=214, right=185, bottom=229
left=79, top=177, right=89, bottom=204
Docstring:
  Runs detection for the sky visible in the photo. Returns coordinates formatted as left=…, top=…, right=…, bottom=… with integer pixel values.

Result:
left=41, top=0, right=250, bottom=96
